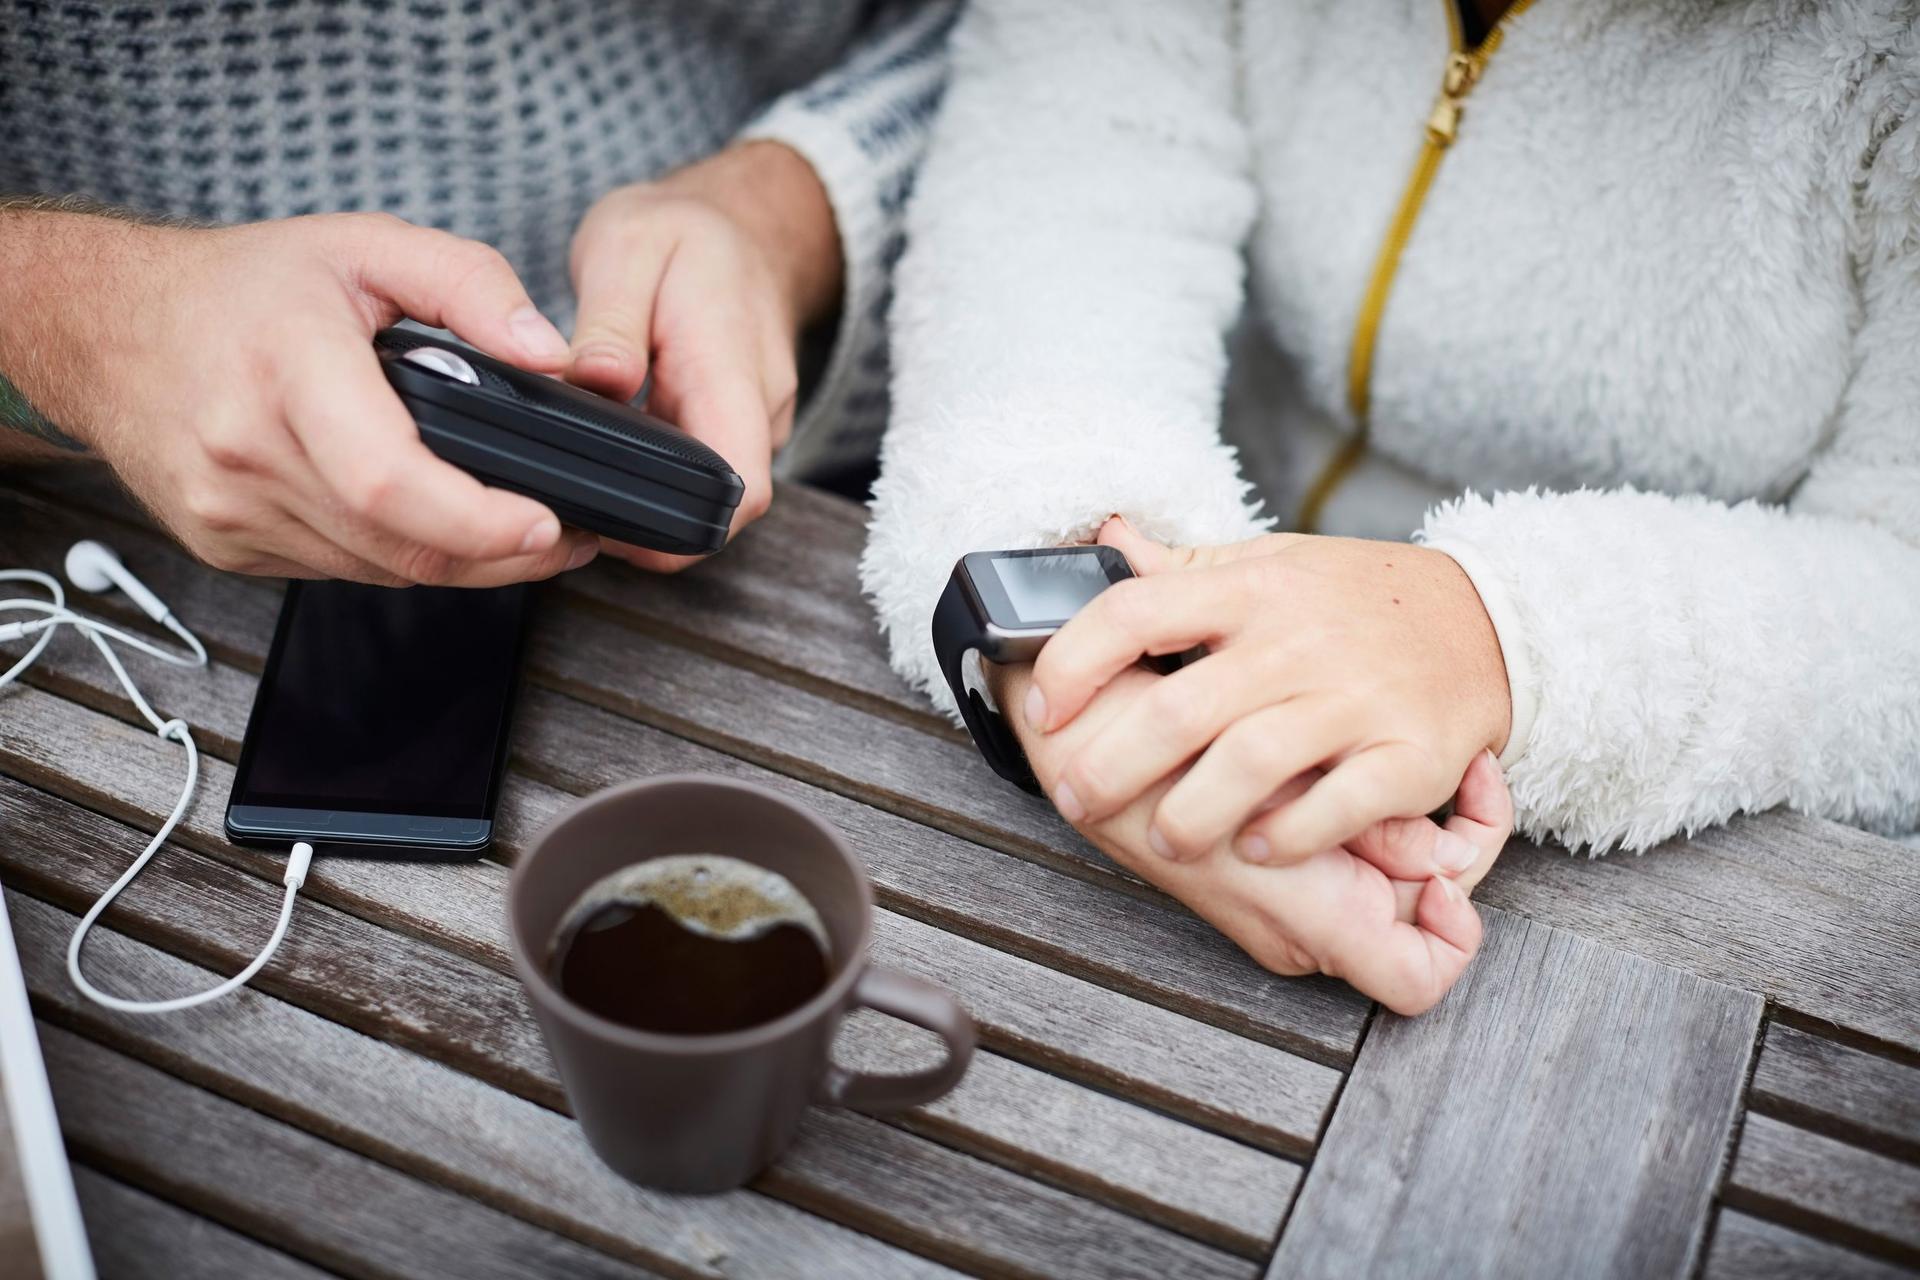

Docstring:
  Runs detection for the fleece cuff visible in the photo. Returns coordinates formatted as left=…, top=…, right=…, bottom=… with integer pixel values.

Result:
left=738, top=101, right=892, bottom=473
left=1420, top=534, right=1540, bottom=770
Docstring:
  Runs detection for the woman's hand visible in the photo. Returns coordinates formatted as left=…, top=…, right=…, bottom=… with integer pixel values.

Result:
left=994, top=661, right=1512, bottom=1015
left=1028, top=518, right=1512, bottom=870
left=566, top=141, right=843, bottom=572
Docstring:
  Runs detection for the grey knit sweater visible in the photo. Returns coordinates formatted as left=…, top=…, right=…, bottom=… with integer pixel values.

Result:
left=0, top=0, right=958, bottom=476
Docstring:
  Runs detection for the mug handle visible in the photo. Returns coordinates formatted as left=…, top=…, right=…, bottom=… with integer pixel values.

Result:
left=817, top=966, right=976, bottom=1112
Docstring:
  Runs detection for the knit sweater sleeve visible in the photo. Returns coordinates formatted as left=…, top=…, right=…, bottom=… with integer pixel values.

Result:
left=862, top=0, right=1265, bottom=716
left=739, top=1, right=960, bottom=479
left=1419, top=43, right=1920, bottom=852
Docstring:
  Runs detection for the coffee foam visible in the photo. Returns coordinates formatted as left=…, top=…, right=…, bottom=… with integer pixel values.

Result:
left=551, top=855, right=829, bottom=964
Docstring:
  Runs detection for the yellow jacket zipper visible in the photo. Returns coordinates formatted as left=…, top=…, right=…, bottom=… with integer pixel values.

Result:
left=1296, top=0, right=1533, bottom=533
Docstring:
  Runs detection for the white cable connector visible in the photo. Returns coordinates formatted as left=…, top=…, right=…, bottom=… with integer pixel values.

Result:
left=1, top=559, right=307, bottom=1015
left=0, top=618, right=54, bottom=643
left=284, top=841, right=315, bottom=891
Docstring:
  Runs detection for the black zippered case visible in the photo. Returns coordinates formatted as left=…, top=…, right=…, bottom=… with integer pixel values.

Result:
left=376, top=328, right=743, bottom=556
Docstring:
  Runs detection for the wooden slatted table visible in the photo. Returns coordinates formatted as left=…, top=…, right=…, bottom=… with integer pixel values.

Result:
left=2, top=464, right=1916, bottom=1279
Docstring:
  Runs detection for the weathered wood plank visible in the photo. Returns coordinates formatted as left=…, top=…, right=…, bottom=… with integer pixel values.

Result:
left=0, top=485, right=1371, bottom=1063
left=0, top=692, right=1338, bottom=1153
left=18, top=620, right=263, bottom=760
left=26, top=898, right=1182, bottom=1280
left=54, top=1038, right=663, bottom=1280
left=764, top=1118, right=1254, bottom=1280
left=0, top=773, right=1297, bottom=1253
left=569, top=478, right=923, bottom=714
left=12, top=597, right=1368, bottom=1066
left=1750, top=1023, right=1920, bottom=1163
left=0, top=681, right=547, bottom=969
left=1703, top=1210, right=1915, bottom=1280
left=0, top=478, right=285, bottom=672
left=16, top=473, right=1919, bottom=1067
left=1269, top=911, right=1761, bottom=1280
left=826, top=1009, right=1298, bottom=1252
left=568, top=482, right=936, bottom=728
left=74, top=1166, right=338, bottom=1280
left=0, top=776, right=559, bottom=1098
left=1727, top=1115, right=1920, bottom=1263
left=509, top=684, right=1365, bottom=1060
left=20, top=894, right=1249, bottom=1280
left=11, top=481, right=1094, bottom=891
left=0, top=663, right=1349, bottom=1148
left=528, top=600, right=1111, bottom=877
left=866, top=910, right=1327, bottom=1157
left=1476, top=819, right=1920, bottom=1056
left=15, top=461, right=923, bottom=722
left=16, top=407, right=1920, bottom=1277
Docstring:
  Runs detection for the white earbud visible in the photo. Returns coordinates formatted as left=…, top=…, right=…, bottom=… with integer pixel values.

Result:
left=3, top=550, right=287, bottom=1016
left=65, top=540, right=172, bottom=624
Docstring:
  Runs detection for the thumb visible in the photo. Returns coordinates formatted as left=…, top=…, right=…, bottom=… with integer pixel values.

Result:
left=1095, top=515, right=1181, bottom=574
left=1096, top=516, right=1303, bottom=576
left=334, top=217, right=570, bottom=371
left=566, top=219, right=676, bottom=402
left=1401, top=874, right=1484, bottom=1012
left=1439, top=749, right=1514, bottom=894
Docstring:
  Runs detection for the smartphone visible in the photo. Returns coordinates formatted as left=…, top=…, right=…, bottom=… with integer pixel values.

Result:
left=376, top=327, right=744, bottom=556
left=226, top=580, right=532, bottom=857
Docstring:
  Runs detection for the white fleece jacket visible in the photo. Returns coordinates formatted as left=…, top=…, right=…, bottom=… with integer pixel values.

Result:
left=865, top=0, right=1920, bottom=852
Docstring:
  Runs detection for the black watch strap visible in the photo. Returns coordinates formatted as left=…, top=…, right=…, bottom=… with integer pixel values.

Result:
left=933, top=575, right=1040, bottom=793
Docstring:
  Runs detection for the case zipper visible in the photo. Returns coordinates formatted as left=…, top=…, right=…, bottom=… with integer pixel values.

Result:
left=1296, top=0, right=1534, bottom=532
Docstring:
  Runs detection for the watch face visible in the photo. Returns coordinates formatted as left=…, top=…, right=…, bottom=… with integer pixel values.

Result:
left=963, top=546, right=1133, bottom=632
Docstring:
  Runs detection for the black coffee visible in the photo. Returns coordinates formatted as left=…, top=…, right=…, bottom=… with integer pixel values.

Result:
left=549, top=856, right=831, bottom=1036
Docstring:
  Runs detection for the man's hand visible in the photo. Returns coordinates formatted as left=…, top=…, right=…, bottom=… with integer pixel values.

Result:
left=995, top=661, right=1512, bottom=1015
left=0, top=207, right=599, bottom=585
left=1026, top=518, right=1513, bottom=869
left=567, top=141, right=843, bottom=572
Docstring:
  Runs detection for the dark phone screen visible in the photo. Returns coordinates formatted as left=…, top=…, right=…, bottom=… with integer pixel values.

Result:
left=989, top=552, right=1116, bottom=626
left=231, top=581, right=530, bottom=818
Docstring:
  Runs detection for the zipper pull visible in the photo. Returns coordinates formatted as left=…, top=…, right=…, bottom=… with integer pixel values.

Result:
left=1425, top=51, right=1482, bottom=147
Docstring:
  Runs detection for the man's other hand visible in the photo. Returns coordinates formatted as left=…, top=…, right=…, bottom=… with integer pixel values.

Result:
left=567, top=141, right=843, bottom=572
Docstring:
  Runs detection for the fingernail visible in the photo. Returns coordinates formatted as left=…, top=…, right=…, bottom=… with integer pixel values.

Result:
left=519, top=515, right=561, bottom=554
left=572, top=343, right=624, bottom=371
left=564, top=539, right=599, bottom=571
left=1436, top=874, right=1466, bottom=905
left=1024, top=685, right=1048, bottom=732
left=1054, top=782, right=1085, bottom=823
left=1147, top=826, right=1174, bottom=860
left=1239, top=835, right=1272, bottom=864
left=1434, top=829, right=1479, bottom=873
left=509, top=305, right=570, bottom=361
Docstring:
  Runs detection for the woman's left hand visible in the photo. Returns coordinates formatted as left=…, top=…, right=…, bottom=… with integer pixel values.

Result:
left=992, top=661, right=1511, bottom=1015
left=1026, top=518, right=1513, bottom=866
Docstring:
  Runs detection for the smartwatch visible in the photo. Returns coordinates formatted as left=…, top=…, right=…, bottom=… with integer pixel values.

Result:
left=932, top=546, right=1137, bottom=792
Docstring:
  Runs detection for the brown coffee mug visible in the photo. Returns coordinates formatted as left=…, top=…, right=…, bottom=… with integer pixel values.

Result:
left=507, top=773, right=976, bottom=1193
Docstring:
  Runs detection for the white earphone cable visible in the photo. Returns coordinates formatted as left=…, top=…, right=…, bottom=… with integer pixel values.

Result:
left=0, top=564, right=308, bottom=1014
